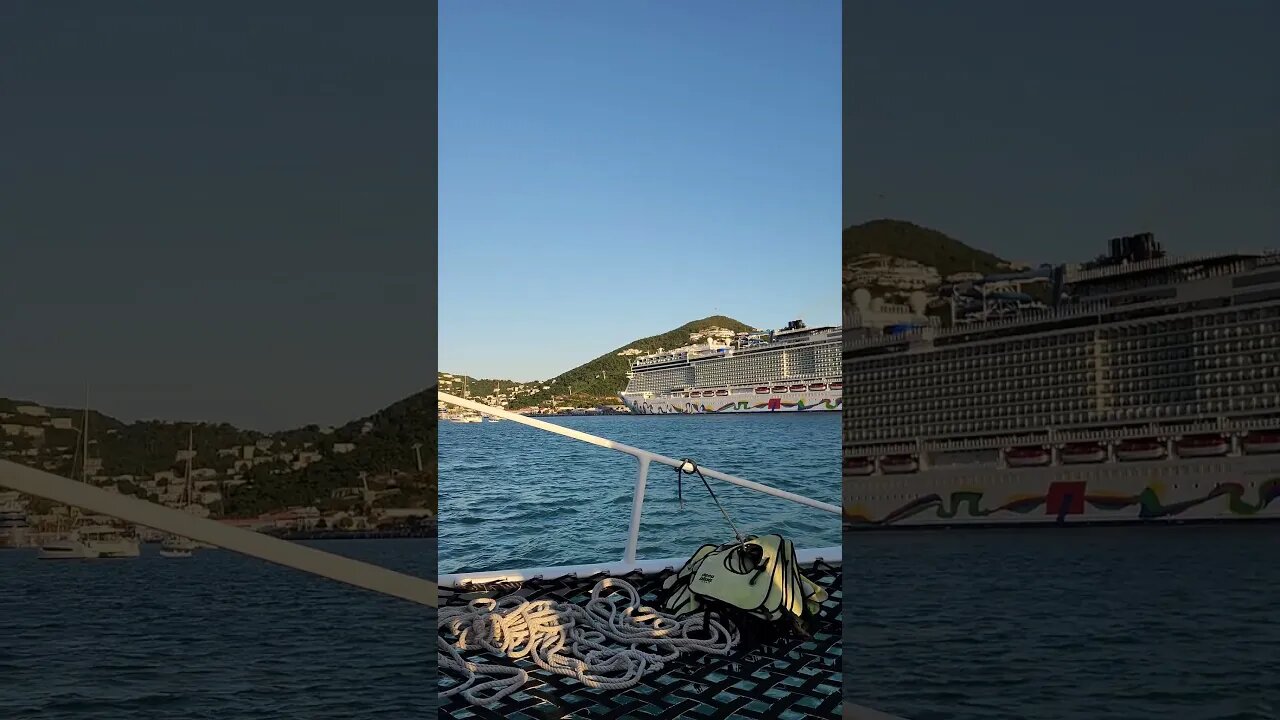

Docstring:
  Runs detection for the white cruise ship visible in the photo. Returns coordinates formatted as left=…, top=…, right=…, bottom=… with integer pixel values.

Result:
left=844, top=233, right=1280, bottom=527
left=620, top=319, right=842, bottom=414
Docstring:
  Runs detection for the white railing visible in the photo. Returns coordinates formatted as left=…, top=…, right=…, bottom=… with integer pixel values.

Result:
left=0, top=459, right=436, bottom=608
left=437, top=392, right=841, bottom=586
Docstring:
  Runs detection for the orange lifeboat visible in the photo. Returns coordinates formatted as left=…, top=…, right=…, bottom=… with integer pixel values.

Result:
left=1116, top=438, right=1166, bottom=462
left=1060, top=442, right=1106, bottom=464
left=1005, top=446, right=1051, bottom=467
left=1176, top=434, right=1229, bottom=458
left=880, top=455, right=919, bottom=474
left=1244, top=431, right=1280, bottom=454
left=844, top=457, right=874, bottom=476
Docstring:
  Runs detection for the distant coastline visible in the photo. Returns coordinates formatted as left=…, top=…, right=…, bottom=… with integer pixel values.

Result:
left=266, top=524, right=436, bottom=541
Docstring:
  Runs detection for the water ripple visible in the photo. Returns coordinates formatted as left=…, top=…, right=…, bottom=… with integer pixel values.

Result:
left=0, top=540, right=434, bottom=720
left=845, top=526, right=1280, bottom=720
left=439, top=414, right=842, bottom=573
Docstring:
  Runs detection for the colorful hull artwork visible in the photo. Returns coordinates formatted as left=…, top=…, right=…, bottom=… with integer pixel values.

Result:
left=621, top=390, right=841, bottom=415
left=844, top=456, right=1280, bottom=527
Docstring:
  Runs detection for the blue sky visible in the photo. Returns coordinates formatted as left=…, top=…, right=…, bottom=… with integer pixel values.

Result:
left=0, top=3, right=433, bottom=430
left=845, top=0, right=1279, bottom=263
left=439, top=0, right=841, bottom=381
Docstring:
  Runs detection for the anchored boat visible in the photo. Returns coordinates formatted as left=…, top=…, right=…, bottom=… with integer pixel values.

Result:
left=620, top=319, right=842, bottom=414
left=39, top=521, right=141, bottom=559
left=39, top=400, right=141, bottom=559
left=845, top=234, right=1280, bottom=528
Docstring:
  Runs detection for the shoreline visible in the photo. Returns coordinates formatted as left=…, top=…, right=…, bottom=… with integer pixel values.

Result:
left=266, top=527, right=436, bottom=541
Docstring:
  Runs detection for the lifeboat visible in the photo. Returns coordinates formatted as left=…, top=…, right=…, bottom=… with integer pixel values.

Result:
left=809, top=382, right=827, bottom=391
left=830, top=382, right=843, bottom=390
left=844, top=457, right=874, bottom=476
left=1061, top=442, right=1106, bottom=464
left=880, top=455, right=919, bottom=474
left=689, top=391, right=702, bottom=398
left=1243, top=431, right=1280, bottom=454
left=755, top=386, right=770, bottom=394
left=1005, top=446, right=1051, bottom=467
left=715, top=389, right=729, bottom=397
left=1176, top=434, right=1229, bottom=458
left=789, top=384, right=807, bottom=392
left=1115, top=439, right=1166, bottom=462
left=772, top=386, right=788, bottom=393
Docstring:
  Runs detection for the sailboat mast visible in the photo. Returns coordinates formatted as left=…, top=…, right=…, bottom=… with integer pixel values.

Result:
left=81, top=401, right=89, bottom=484
left=185, top=427, right=194, bottom=506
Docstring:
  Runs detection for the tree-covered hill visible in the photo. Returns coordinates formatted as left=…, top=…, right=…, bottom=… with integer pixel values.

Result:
left=1, top=387, right=438, bottom=518
left=439, top=316, right=758, bottom=409
left=844, top=219, right=1009, bottom=278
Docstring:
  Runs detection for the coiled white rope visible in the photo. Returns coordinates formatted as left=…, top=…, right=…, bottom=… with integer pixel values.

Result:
left=438, top=577, right=740, bottom=707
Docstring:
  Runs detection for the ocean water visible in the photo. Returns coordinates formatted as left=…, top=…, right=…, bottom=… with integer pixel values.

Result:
left=0, top=539, right=434, bottom=720
left=439, top=413, right=841, bottom=574
left=845, top=525, right=1279, bottom=720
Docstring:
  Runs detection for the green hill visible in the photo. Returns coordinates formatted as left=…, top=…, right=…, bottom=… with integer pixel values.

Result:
left=843, top=219, right=1009, bottom=278
left=440, top=316, right=757, bottom=409
left=437, top=375, right=537, bottom=402
left=1, top=387, right=437, bottom=517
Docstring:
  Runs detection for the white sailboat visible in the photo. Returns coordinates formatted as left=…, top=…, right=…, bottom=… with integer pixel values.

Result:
left=454, top=376, right=483, bottom=422
left=39, top=401, right=142, bottom=560
left=160, top=427, right=199, bottom=558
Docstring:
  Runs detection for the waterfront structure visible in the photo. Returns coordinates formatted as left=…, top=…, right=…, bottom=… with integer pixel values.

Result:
left=0, top=493, right=27, bottom=548
left=620, top=319, right=842, bottom=414
left=844, top=233, right=1280, bottom=526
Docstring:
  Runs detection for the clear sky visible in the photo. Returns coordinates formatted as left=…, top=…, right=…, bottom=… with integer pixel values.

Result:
left=0, top=2, right=435, bottom=431
left=845, top=0, right=1279, bottom=264
left=439, top=0, right=841, bottom=381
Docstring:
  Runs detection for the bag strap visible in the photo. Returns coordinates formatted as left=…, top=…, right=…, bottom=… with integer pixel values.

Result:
left=675, top=459, right=742, bottom=542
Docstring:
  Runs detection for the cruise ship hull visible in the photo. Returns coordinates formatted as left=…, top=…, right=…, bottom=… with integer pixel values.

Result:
left=845, top=454, right=1280, bottom=528
left=621, top=389, right=841, bottom=415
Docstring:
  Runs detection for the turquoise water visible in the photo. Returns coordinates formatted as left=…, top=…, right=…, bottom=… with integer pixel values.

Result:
left=0, top=540, right=433, bottom=719
left=846, top=526, right=1279, bottom=720
left=439, top=413, right=842, bottom=574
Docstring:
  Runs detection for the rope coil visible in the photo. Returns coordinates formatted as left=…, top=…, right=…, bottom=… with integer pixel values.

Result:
left=439, top=577, right=740, bottom=707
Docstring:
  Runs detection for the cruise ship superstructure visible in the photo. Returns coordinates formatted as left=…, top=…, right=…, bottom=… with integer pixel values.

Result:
left=844, top=233, right=1280, bottom=527
left=620, top=320, right=842, bottom=414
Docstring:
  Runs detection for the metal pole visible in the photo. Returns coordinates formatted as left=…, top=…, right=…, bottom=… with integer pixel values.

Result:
left=622, top=456, right=649, bottom=564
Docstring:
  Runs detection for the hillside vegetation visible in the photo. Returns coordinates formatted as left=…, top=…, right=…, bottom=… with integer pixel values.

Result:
left=1, top=387, right=437, bottom=517
left=844, top=219, right=1009, bottom=278
left=442, top=316, right=757, bottom=409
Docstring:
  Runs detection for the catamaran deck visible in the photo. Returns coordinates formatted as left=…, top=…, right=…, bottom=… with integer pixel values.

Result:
left=440, top=559, right=843, bottom=719
left=434, top=392, right=853, bottom=718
